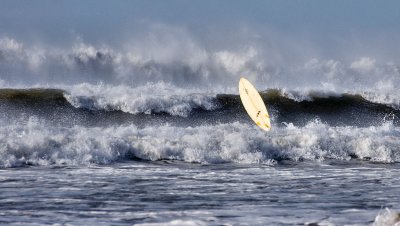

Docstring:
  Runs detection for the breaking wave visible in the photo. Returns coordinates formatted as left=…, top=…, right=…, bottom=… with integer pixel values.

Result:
left=1, top=118, right=400, bottom=168
left=1, top=34, right=400, bottom=168
left=1, top=86, right=399, bottom=127
left=64, top=83, right=219, bottom=117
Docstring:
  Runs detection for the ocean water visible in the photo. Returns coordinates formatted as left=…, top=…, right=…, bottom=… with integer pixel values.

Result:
left=0, top=161, right=399, bottom=226
left=1, top=36, right=400, bottom=225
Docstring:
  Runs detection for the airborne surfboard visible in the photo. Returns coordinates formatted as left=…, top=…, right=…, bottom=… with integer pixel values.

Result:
left=239, top=77, right=271, bottom=131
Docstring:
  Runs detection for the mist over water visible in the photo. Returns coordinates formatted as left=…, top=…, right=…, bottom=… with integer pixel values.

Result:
left=1, top=26, right=400, bottom=95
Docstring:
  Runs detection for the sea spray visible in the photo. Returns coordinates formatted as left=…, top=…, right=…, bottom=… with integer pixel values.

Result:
left=1, top=117, right=400, bottom=168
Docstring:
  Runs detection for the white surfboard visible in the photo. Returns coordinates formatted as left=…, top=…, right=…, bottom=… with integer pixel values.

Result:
left=239, top=77, right=271, bottom=131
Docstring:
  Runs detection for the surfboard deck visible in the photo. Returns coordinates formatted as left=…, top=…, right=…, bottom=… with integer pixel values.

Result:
left=239, top=77, right=271, bottom=131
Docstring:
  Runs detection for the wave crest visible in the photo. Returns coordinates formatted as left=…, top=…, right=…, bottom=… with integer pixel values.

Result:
left=1, top=118, right=400, bottom=168
left=64, top=83, right=219, bottom=117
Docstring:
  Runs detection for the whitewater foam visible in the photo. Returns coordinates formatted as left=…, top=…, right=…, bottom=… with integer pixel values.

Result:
left=374, top=208, right=400, bottom=226
left=359, top=91, right=400, bottom=111
left=1, top=117, right=400, bottom=168
left=63, top=82, right=219, bottom=117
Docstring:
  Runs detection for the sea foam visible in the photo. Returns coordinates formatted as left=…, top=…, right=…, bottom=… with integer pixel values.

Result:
left=1, top=117, right=399, bottom=168
left=63, top=82, right=219, bottom=117
left=373, top=208, right=400, bottom=226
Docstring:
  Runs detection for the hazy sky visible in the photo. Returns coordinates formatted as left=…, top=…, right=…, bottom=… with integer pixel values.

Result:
left=1, top=1, right=400, bottom=66
left=1, top=0, right=399, bottom=46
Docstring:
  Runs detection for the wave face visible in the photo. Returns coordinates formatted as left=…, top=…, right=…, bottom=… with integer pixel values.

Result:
left=1, top=87, right=399, bottom=126
left=1, top=87, right=400, bottom=168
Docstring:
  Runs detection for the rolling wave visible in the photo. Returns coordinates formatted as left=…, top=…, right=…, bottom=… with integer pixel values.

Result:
left=1, top=118, right=399, bottom=168
left=0, top=87, right=398, bottom=127
left=1, top=87, right=400, bottom=168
